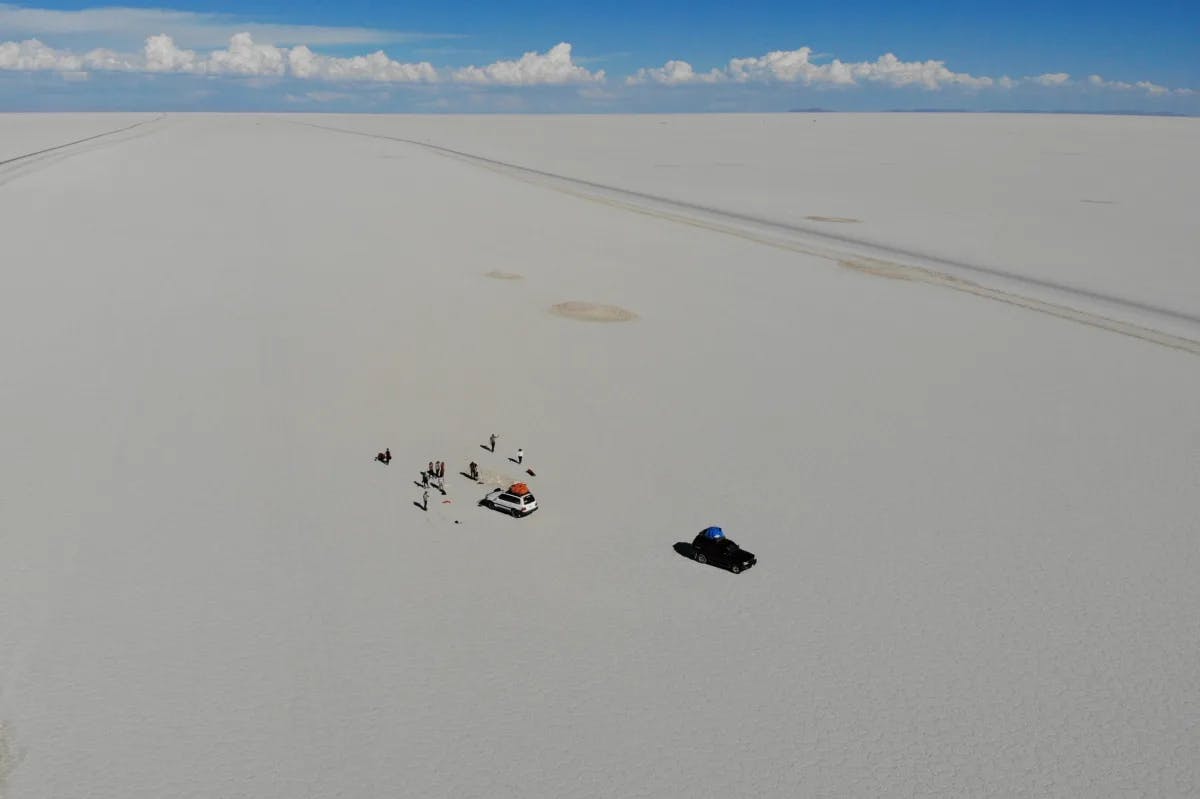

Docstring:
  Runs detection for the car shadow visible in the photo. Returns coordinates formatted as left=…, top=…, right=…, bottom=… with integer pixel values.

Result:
left=673, top=542, right=696, bottom=560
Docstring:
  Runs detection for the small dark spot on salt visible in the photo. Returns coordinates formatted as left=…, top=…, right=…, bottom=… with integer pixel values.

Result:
left=806, top=216, right=862, bottom=224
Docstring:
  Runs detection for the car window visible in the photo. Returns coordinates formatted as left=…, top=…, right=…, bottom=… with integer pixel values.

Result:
left=499, top=493, right=517, bottom=503
left=522, top=495, right=535, bottom=503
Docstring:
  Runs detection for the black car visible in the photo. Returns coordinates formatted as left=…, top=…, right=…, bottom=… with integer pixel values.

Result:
left=689, top=528, right=756, bottom=573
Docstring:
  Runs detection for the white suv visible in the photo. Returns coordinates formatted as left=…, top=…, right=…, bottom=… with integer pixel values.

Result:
left=481, top=489, right=538, bottom=517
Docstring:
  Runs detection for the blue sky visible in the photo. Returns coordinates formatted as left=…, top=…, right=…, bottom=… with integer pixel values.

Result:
left=1, top=0, right=1197, bottom=112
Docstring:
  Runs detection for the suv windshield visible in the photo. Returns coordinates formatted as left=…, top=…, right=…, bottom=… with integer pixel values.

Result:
left=522, top=495, right=535, bottom=503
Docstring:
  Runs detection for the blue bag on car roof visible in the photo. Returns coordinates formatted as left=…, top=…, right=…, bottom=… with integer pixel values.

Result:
left=701, top=526, right=724, bottom=540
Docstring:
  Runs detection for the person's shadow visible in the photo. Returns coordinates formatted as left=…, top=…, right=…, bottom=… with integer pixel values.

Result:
left=413, top=502, right=427, bottom=511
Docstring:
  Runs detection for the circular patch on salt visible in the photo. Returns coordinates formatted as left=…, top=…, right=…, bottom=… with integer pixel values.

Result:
left=485, top=270, right=524, bottom=280
left=550, top=302, right=638, bottom=322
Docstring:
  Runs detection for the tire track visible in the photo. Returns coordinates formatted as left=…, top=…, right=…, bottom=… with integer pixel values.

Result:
left=0, top=115, right=165, bottom=186
left=0, top=114, right=162, bottom=168
left=288, top=119, right=1200, bottom=355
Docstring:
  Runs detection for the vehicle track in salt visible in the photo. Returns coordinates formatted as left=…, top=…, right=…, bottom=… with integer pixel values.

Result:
left=290, top=119, right=1200, bottom=356
left=0, top=114, right=165, bottom=187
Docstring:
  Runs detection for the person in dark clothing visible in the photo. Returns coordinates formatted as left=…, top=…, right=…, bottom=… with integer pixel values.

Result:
left=384, top=448, right=391, bottom=464
left=469, top=461, right=479, bottom=480
left=489, top=433, right=497, bottom=452
left=375, top=451, right=388, bottom=464
left=421, top=470, right=429, bottom=487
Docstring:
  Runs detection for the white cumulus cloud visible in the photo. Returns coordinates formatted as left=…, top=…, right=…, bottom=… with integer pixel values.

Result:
left=142, top=33, right=199, bottom=72
left=0, top=34, right=589, bottom=85
left=1089, top=73, right=1133, bottom=90
left=0, top=37, right=90, bottom=71
left=0, top=37, right=144, bottom=73
left=139, top=33, right=287, bottom=76
left=451, top=43, right=603, bottom=85
left=2, top=33, right=1195, bottom=100
left=629, top=46, right=1197, bottom=97
left=626, top=59, right=722, bottom=86
left=1031, top=72, right=1071, bottom=86
left=287, top=45, right=436, bottom=83
left=83, top=46, right=137, bottom=71
left=630, top=46, right=995, bottom=90
left=206, top=32, right=286, bottom=76
left=0, top=32, right=439, bottom=82
left=1087, top=73, right=1181, bottom=95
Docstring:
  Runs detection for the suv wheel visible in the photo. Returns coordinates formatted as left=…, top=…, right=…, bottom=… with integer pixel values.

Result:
left=730, top=565, right=741, bottom=574
left=696, top=553, right=707, bottom=564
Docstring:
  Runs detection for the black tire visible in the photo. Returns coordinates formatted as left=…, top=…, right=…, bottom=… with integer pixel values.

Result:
left=730, top=565, right=741, bottom=574
left=696, top=553, right=707, bottom=564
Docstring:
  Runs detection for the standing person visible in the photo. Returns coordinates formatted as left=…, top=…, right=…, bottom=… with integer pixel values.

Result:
left=469, top=461, right=478, bottom=481
left=438, top=461, right=445, bottom=479
left=421, top=470, right=429, bottom=488
left=422, top=490, right=429, bottom=511
left=384, top=448, right=391, bottom=464
left=489, top=433, right=497, bottom=452
left=428, top=461, right=434, bottom=479
left=516, top=447, right=524, bottom=465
